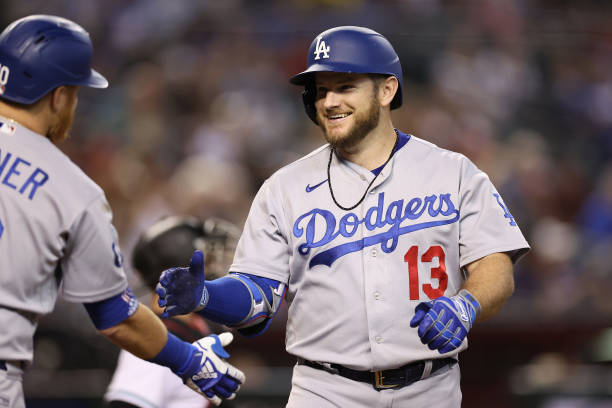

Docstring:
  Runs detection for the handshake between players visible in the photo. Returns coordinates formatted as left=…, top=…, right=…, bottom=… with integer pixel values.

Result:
left=112, top=216, right=246, bottom=407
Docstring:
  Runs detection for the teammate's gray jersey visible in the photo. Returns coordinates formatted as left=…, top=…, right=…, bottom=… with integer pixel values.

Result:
left=0, top=118, right=128, bottom=363
left=231, top=132, right=529, bottom=371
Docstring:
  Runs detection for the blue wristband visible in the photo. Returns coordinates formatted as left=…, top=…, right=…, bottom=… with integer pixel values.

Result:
left=83, top=288, right=139, bottom=330
left=149, top=332, right=197, bottom=377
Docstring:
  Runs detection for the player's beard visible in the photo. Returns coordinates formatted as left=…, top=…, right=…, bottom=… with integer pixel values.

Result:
left=47, top=98, right=76, bottom=144
left=319, top=94, right=380, bottom=151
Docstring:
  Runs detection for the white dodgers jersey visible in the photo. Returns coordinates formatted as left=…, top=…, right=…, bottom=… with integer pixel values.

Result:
left=230, top=130, right=529, bottom=371
left=0, top=117, right=128, bottom=363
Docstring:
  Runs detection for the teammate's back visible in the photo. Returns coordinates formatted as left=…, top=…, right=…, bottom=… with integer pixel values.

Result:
left=0, top=15, right=244, bottom=408
left=0, top=119, right=124, bottom=361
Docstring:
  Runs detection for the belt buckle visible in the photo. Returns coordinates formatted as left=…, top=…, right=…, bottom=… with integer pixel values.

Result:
left=374, top=370, right=399, bottom=390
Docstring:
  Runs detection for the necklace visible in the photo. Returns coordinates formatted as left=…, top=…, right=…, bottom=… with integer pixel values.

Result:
left=327, top=129, right=399, bottom=211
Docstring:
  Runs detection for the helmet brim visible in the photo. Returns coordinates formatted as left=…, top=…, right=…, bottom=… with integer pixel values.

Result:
left=80, top=68, right=108, bottom=88
left=289, top=70, right=313, bottom=85
left=290, top=63, right=363, bottom=85
left=289, top=62, right=394, bottom=86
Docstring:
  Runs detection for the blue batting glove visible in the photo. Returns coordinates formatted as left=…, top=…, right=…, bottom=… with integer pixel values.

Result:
left=156, top=250, right=208, bottom=318
left=410, top=289, right=481, bottom=354
left=181, top=332, right=246, bottom=406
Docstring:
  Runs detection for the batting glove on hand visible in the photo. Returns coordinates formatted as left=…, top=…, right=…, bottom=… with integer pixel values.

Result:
left=180, top=332, right=246, bottom=406
left=409, top=289, right=481, bottom=354
left=156, top=250, right=208, bottom=318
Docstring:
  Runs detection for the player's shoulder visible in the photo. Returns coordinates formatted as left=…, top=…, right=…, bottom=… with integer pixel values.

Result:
left=11, top=125, right=105, bottom=198
left=266, top=143, right=330, bottom=182
left=47, top=145, right=104, bottom=198
left=407, top=135, right=466, bottom=159
left=405, top=134, right=476, bottom=168
left=406, top=135, right=488, bottom=182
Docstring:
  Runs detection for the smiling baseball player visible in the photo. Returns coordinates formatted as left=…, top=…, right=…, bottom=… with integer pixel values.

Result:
left=0, top=15, right=243, bottom=407
left=156, top=26, right=530, bottom=407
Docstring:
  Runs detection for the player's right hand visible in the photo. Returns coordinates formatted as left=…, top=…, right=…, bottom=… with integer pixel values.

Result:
left=181, top=332, right=246, bottom=406
left=156, top=250, right=208, bottom=317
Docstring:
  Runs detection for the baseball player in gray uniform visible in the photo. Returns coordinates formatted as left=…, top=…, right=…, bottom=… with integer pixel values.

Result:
left=156, top=26, right=530, bottom=407
left=0, top=15, right=244, bottom=408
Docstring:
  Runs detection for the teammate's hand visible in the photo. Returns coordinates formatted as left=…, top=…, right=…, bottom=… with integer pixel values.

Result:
left=180, top=332, right=246, bottom=406
left=409, top=289, right=481, bottom=354
left=156, top=250, right=208, bottom=317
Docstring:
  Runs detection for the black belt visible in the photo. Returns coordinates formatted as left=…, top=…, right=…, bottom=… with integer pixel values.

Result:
left=0, top=360, right=6, bottom=371
left=297, top=357, right=456, bottom=391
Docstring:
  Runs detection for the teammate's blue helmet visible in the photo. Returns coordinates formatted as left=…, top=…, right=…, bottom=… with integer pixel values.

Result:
left=0, top=15, right=108, bottom=105
left=290, top=26, right=403, bottom=124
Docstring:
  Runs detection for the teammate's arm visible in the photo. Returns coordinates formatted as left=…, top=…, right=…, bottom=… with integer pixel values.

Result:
left=84, top=290, right=245, bottom=406
left=156, top=250, right=286, bottom=337
left=93, top=298, right=168, bottom=360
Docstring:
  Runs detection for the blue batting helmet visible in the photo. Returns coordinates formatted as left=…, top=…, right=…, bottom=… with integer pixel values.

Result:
left=0, top=15, right=108, bottom=105
left=290, top=26, right=403, bottom=124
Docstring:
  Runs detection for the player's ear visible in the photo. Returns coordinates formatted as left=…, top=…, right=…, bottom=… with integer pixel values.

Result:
left=49, top=87, right=65, bottom=113
left=378, top=76, right=398, bottom=108
left=49, top=86, right=78, bottom=113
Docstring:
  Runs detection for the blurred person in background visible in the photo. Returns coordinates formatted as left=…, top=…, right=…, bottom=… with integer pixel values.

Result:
left=106, top=215, right=240, bottom=408
left=0, top=14, right=243, bottom=407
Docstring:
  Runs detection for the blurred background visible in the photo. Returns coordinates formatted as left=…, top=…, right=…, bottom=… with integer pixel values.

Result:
left=3, top=0, right=611, bottom=407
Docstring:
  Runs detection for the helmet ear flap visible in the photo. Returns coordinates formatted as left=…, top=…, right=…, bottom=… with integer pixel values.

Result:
left=302, top=86, right=318, bottom=125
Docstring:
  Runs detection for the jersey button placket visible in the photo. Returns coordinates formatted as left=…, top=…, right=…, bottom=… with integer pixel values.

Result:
left=366, top=170, right=392, bottom=363
left=361, top=182, right=381, bottom=359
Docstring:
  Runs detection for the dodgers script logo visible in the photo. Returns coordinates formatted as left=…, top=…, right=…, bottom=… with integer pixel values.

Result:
left=293, top=192, right=459, bottom=268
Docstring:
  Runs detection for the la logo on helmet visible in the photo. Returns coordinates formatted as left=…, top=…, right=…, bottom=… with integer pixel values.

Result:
left=313, top=35, right=330, bottom=60
left=0, top=64, right=9, bottom=95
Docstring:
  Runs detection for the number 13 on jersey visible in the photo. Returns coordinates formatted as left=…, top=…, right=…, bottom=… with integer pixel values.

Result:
left=405, top=245, right=447, bottom=300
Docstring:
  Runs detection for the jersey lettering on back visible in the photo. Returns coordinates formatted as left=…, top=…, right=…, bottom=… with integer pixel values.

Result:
left=0, top=148, right=49, bottom=200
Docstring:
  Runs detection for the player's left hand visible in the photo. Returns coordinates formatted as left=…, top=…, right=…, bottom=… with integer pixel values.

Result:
left=182, top=332, right=246, bottom=406
left=409, top=289, right=481, bottom=354
left=156, top=250, right=208, bottom=317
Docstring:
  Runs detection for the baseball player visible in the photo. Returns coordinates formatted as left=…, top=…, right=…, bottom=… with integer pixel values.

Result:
left=0, top=15, right=244, bottom=408
left=156, top=26, right=530, bottom=407
left=105, top=215, right=240, bottom=408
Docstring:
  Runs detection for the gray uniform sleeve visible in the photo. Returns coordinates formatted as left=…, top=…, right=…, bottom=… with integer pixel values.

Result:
left=458, top=158, right=530, bottom=267
left=231, top=178, right=291, bottom=283
left=60, top=195, right=128, bottom=303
